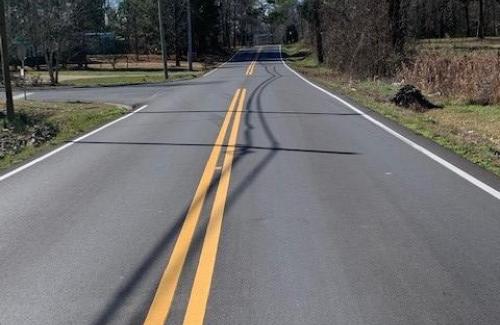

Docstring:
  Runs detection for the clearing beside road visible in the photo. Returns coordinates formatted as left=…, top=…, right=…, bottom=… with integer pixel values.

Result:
left=25, top=69, right=203, bottom=87
left=18, top=55, right=222, bottom=87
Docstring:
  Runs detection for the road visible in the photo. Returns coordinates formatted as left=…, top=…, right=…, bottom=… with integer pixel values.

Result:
left=1, top=45, right=500, bottom=325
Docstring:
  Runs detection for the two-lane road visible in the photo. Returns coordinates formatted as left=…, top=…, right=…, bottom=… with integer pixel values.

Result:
left=1, top=46, right=499, bottom=325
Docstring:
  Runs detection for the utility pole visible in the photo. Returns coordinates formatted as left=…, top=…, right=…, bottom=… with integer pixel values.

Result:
left=0, top=0, right=13, bottom=120
left=186, top=0, right=193, bottom=71
left=157, top=0, right=169, bottom=79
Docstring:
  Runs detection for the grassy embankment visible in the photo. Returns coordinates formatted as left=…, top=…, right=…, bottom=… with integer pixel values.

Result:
left=283, top=42, right=500, bottom=176
left=0, top=101, right=126, bottom=171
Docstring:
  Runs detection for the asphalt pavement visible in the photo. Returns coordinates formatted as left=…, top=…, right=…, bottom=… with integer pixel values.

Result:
left=1, top=45, right=499, bottom=325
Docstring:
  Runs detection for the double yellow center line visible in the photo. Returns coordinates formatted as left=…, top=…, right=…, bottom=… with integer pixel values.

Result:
left=245, top=60, right=257, bottom=76
left=245, top=47, right=262, bottom=76
left=144, top=88, right=247, bottom=325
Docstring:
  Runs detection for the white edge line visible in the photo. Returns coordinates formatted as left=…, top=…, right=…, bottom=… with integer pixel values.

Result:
left=279, top=45, right=500, bottom=200
left=202, top=50, right=240, bottom=77
left=0, top=104, right=149, bottom=183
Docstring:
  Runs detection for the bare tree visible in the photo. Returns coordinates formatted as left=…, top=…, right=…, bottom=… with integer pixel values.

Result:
left=37, top=1, right=74, bottom=85
left=388, top=0, right=406, bottom=57
left=312, top=0, right=324, bottom=63
left=477, top=0, right=485, bottom=38
left=460, top=0, right=472, bottom=36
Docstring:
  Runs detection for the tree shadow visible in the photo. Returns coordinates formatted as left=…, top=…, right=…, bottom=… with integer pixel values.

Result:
left=135, top=110, right=361, bottom=117
left=73, top=140, right=360, bottom=156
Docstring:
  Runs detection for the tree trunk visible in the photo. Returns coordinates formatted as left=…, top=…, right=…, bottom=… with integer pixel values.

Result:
left=132, top=15, right=139, bottom=61
left=478, top=0, right=485, bottom=38
left=224, top=9, right=231, bottom=48
left=45, top=50, right=56, bottom=85
left=388, top=0, right=405, bottom=58
left=173, top=1, right=181, bottom=67
left=134, top=33, right=139, bottom=61
left=464, top=2, right=471, bottom=37
left=55, top=44, right=61, bottom=84
left=0, top=0, right=14, bottom=120
left=186, top=0, right=193, bottom=71
left=313, top=0, right=324, bottom=63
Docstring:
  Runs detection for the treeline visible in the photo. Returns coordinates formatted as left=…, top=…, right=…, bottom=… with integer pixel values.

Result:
left=407, top=0, right=500, bottom=38
left=5, top=0, right=266, bottom=84
left=8, top=0, right=107, bottom=84
left=113, top=0, right=265, bottom=58
left=270, top=0, right=500, bottom=77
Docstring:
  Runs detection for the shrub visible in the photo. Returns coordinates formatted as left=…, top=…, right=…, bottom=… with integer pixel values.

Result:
left=399, top=50, right=500, bottom=105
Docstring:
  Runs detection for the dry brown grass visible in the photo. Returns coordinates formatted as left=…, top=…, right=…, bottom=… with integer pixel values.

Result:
left=86, top=54, right=205, bottom=71
left=417, top=37, right=500, bottom=51
left=399, top=50, right=500, bottom=105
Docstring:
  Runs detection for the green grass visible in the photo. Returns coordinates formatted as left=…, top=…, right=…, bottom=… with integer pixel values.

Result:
left=283, top=43, right=500, bottom=176
left=0, top=101, right=127, bottom=171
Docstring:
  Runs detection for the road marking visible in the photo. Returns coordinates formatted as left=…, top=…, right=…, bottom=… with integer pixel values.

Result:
left=0, top=104, right=148, bottom=183
left=143, top=89, right=243, bottom=325
left=245, top=61, right=255, bottom=76
left=279, top=45, right=500, bottom=200
left=250, top=47, right=262, bottom=76
left=183, top=89, right=247, bottom=325
left=246, top=48, right=262, bottom=76
left=249, top=61, right=256, bottom=75
left=13, top=92, right=33, bottom=100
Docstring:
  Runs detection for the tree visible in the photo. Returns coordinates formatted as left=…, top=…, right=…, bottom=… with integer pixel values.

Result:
left=312, top=0, right=324, bottom=63
left=157, top=0, right=168, bottom=79
left=299, top=0, right=324, bottom=63
left=460, top=0, right=472, bottom=36
left=37, top=1, right=74, bottom=85
left=477, top=0, right=485, bottom=38
left=0, top=0, right=13, bottom=119
left=388, top=0, right=406, bottom=57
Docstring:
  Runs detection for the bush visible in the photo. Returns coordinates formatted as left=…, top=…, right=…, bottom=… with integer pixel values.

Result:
left=399, top=50, right=500, bottom=105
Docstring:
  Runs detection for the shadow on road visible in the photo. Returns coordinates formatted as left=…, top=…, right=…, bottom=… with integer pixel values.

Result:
left=135, top=110, right=361, bottom=117
left=73, top=141, right=360, bottom=156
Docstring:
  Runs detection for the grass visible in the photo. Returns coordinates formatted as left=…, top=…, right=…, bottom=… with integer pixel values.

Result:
left=19, top=52, right=233, bottom=87
left=0, top=101, right=127, bottom=171
left=26, top=69, right=204, bottom=87
left=284, top=42, right=500, bottom=176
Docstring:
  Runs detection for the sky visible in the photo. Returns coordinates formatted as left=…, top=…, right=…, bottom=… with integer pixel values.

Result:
left=108, top=0, right=120, bottom=8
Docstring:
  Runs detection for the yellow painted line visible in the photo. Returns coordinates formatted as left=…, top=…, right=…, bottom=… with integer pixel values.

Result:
left=182, top=89, right=247, bottom=325
left=143, top=89, right=243, bottom=325
left=246, top=48, right=262, bottom=76
left=245, top=61, right=255, bottom=76
left=249, top=61, right=256, bottom=75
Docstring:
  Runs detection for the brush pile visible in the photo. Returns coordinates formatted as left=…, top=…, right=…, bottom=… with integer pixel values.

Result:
left=391, top=85, right=442, bottom=111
